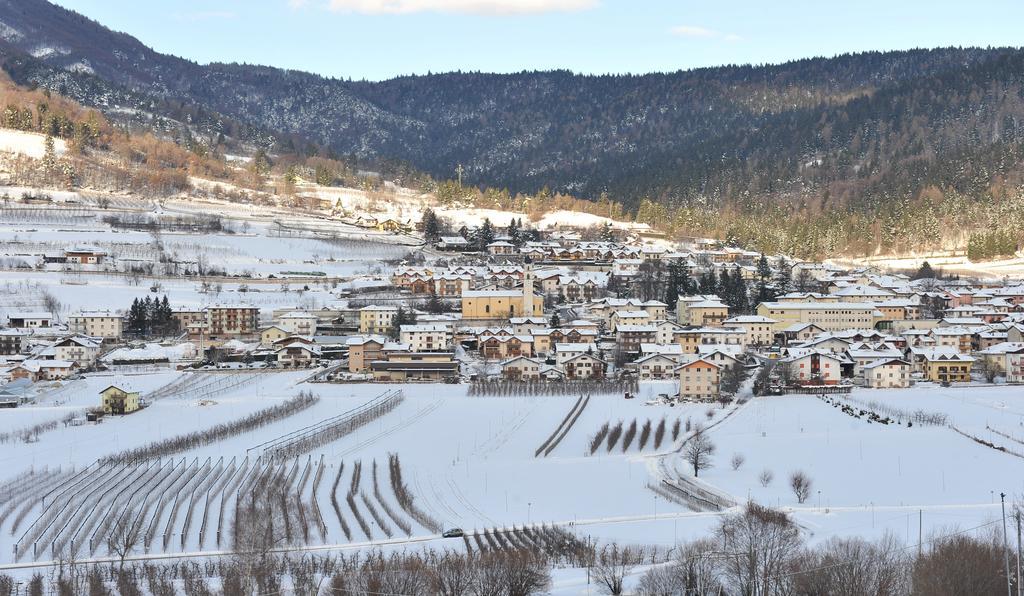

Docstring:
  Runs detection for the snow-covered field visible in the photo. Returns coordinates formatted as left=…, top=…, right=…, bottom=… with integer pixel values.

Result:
left=0, top=376, right=1019, bottom=573
left=0, top=129, right=67, bottom=160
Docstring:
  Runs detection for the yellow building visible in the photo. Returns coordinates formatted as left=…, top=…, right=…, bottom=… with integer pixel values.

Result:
left=260, top=325, right=290, bottom=346
left=100, top=386, right=140, bottom=415
left=461, top=273, right=542, bottom=320
left=359, top=305, right=400, bottom=334
left=756, top=301, right=883, bottom=332
left=923, top=352, right=974, bottom=383
left=687, top=300, right=729, bottom=326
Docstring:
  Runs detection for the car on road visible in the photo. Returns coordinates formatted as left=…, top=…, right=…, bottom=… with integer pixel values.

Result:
left=442, top=528, right=464, bottom=538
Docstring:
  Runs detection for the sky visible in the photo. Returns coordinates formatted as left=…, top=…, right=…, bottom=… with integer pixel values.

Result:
left=52, top=0, right=1024, bottom=81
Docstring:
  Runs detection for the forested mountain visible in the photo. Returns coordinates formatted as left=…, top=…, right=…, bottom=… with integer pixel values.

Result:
left=2, top=0, right=1024, bottom=257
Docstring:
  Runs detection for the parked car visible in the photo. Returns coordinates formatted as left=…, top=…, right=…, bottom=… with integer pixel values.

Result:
left=442, top=528, right=464, bottom=538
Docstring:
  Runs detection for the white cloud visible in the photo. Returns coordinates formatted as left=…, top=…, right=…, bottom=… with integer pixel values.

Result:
left=671, top=24, right=741, bottom=41
left=326, top=0, right=598, bottom=15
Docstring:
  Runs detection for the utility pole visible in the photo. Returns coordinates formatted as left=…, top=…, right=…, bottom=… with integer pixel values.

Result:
left=921, top=509, right=929, bottom=561
left=1003, top=493, right=1012, bottom=596
left=1016, top=509, right=1022, bottom=596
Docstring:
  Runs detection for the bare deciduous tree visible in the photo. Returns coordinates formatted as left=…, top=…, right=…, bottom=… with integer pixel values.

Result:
left=759, top=469, right=774, bottom=487
left=107, top=513, right=144, bottom=571
left=716, top=503, right=801, bottom=596
left=592, top=544, right=644, bottom=595
left=731, top=453, right=745, bottom=471
left=684, top=431, right=716, bottom=477
left=790, top=471, right=812, bottom=504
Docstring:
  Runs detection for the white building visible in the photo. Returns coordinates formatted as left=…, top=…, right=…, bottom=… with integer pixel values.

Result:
left=863, top=358, right=911, bottom=388
left=277, top=311, right=319, bottom=336
left=53, top=336, right=101, bottom=366
left=399, top=323, right=451, bottom=352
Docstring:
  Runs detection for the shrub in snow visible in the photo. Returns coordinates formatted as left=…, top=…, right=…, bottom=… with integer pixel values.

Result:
left=589, top=423, right=611, bottom=455
left=731, top=453, right=745, bottom=471
left=622, top=420, right=638, bottom=452
left=638, top=419, right=652, bottom=450
left=759, top=469, right=774, bottom=487
left=606, top=422, right=624, bottom=452
left=654, top=418, right=666, bottom=450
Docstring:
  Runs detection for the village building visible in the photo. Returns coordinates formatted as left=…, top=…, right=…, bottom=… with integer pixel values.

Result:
left=346, top=336, right=387, bottom=372
left=0, top=329, right=27, bottom=355
left=205, top=305, right=260, bottom=339
left=635, top=353, right=682, bottom=380
left=722, top=315, right=777, bottom=346
left=437, top=236, right=471, bottom=251
left=509, top=317, right=548, bottom=335
left=68, top=310, right=123, bottom=339
left=359, top=305, right=400, bottom=334
left=863, top=358, right=912, bottom=388
left=1007, top=350, right=1024, bottom=384
left=260, top=325, right=290, bottom=346
left=486, top=241, right=516, bottom=255
left=563, top=353, right=606, bottom=379
left=172, top=309, right=207, bottom=339
left=609, top=310, right=651, bottom=333
left=615, top=324, right=658, bottom=356
left=65, top=245, right=107, bottom=264
left=461, top=284, right=542, bottom=320
left=921, top=351, right=974, bottom=383
left=277, top=311, right=319, bottom=336
left=370, top=351, right=459, bottom=382
left=6, top=312, right=53, bottom=329
left=399, top=323, right=451, bottom=352
left=500, top=356, right=544, bottom=380
left=53, top=336, right=101, bottom=366
left=756, top=302, right=882, bottom=332
left=782, top=351, right=843, bottom=386
left=9, top=360, right=77, bottom=382
left=554, top=342, right=598, bottom=365
left=686, top=300, right=729, bottom=327
left=676, top=358, right=720, bottom=400
left=274, top=337, right=322, bottom=367
left=479, top=334, right=534, bottom=360
left=100, top=385, right=141, bottom=415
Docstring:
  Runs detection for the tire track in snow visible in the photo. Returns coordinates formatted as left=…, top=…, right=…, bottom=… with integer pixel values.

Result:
left=335, top=399, right=443, bottom=458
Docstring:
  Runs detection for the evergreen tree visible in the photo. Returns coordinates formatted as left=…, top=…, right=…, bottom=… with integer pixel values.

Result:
left=505, top=218, right=521, bottom=246
left=475, top=218, right=495, bottom=251
left=699, top=269, right=718, bottom=295
left=550, top=312, right=561, bottom=328
left=41, top=134, right=56, bottom=176
left=755, top=254, right=776, bottom=303
left=912, top=261, right=937, bottom=280
left=719, top=268, right=734, bottom=308
left=127, top=298, right=143, bottom=336
left=158, top=295, right=173, bottom=335
left=774, top=258, right=792, bottom=295
left=600, top=222, right=615, bottom=243
left=142, top=296, right=155, bottom=336
left=664, top=261, right=683, bottom=307
left=387, top=307, right=408, bottom=341
left=732, top=270, right=750, bottom=314
left=421, top=208, right=442, bottom=243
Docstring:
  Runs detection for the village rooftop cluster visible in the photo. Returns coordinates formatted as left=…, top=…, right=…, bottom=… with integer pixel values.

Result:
left=3, top=217, right=1024, bottom=412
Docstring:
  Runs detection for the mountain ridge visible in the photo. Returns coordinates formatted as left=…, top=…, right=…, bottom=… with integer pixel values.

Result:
left=2, top=0, right=1024, bottom=258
